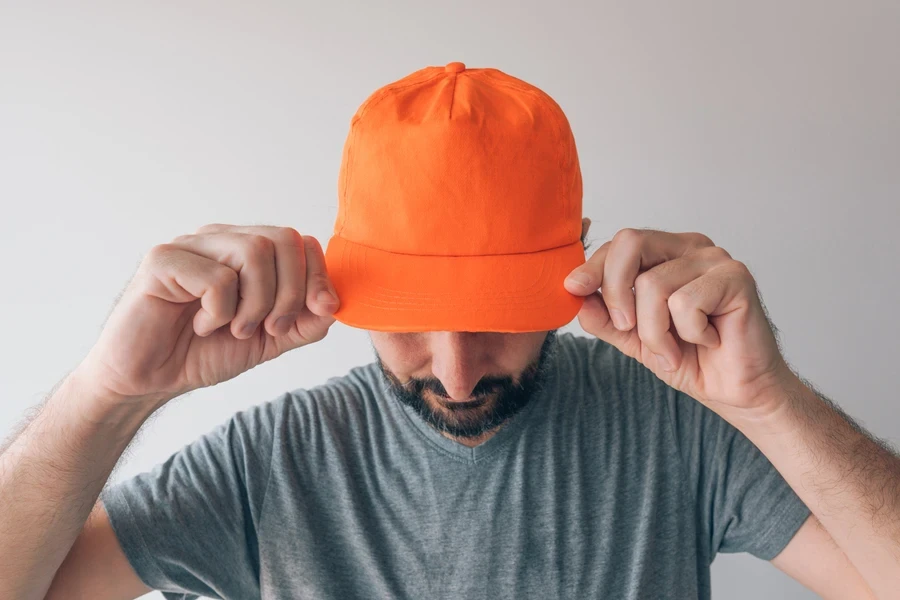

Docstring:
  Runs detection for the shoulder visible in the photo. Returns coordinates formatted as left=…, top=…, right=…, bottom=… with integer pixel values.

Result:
left=252, top=362, right=387, bottom=448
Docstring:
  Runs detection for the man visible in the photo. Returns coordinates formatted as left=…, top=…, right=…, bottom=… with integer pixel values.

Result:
left=1, top=62, right=898, bottom=600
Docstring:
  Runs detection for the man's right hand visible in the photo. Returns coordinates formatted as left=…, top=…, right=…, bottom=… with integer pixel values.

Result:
left=75, top=223, right=340, bottom=409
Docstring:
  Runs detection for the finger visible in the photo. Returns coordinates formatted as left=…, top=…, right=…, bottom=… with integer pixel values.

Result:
left=301, top=236, right=339, bottom=318
left=195, top=224, right=311, bottom=338
left=599, top=229, right=712, bottom=332
left=170, top=232, right=277, bottom=340
left=634, top=246, right=730, bottom=369
left=142, top=244, right=240, bottom=337
left=565, top=240, right=610, bottom=295
left=601, top=229, right=671, bottom=332
left=260, top=227, right=309, bottom=337
left=266, top=236, right=339, bottom=347
left=668, top=263, right=755, bottom=351
left=634, top=272, right=682, bottom=372
left=576, top=290, right=642, bottom=360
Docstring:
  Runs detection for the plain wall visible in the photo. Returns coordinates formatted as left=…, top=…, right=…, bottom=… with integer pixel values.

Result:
left=2, top=1, right=898, bottom=599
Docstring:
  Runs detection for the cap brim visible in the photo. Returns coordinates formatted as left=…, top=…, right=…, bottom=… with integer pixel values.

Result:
left=323, top=235, right=586, bottom=332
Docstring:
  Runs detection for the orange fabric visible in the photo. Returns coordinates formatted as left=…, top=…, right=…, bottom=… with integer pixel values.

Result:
left=324, top=62, right=585, bottom=332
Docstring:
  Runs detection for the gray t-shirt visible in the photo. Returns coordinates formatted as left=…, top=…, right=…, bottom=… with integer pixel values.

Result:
left=101, top=332, right=811, bottom=600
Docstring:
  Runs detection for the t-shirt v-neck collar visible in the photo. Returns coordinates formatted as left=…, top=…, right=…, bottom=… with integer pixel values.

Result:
left=382, top=353, right=560, bottom=464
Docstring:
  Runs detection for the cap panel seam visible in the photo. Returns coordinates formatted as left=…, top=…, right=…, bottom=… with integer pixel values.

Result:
left=448, top=72, right=458, bottom=119
left=336, top=127, right=355, bottom=238
left=353, top=69, right=447, bottom=124
left=478, top=75, right=569, bottom=169
left=335, top=233, right=582, bottom=256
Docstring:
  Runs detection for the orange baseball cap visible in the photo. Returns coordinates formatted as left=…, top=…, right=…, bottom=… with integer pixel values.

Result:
left=324, top=61, right=585, bottom=332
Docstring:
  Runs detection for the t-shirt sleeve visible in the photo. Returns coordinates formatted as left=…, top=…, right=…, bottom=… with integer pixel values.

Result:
left=99, top=392, right=286, bottom=600
left=666, top=386, right=812, bottom=561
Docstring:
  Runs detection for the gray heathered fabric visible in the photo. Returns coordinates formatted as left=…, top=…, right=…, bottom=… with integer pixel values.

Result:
left=100, top=332, right=811, bottom=600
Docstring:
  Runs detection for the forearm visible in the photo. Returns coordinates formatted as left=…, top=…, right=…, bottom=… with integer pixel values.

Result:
left=0, top=367, right=154, bottom=600
left=725, top=373, right=900, bottom=598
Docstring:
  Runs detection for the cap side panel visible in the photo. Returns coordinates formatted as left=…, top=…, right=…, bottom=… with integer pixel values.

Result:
left=339, top=69, right=448, bottom=238
left=476, top=71, right=582, bottom=240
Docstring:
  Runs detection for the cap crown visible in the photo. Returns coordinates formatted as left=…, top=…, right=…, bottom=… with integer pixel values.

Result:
left=334, top=63, right=583, bottom=257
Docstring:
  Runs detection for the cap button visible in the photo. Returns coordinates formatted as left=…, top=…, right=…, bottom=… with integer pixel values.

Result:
left=444, top=61, right=466, bottom=73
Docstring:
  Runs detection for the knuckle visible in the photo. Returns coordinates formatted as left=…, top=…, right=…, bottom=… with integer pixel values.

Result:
left=634, top=270, right=661, bottom=294
left=195, top=222, right=228, bottom=234
left=171, top=233, right=193, bottom=245
left=690, top=232, right=715, bottom=247
left=635, top=320, right=661, bottom=345
left=304, top=235, right=324, bottom=253
left=668, top=291, right=691, bottom=313
left=144, top=243, right=176, bottom=265
left=613, top=227, right=643, bottom=247
left=213, top=266, right=239, bottom=289
left=727, top=259, right=751, bottom=277
left=273, top=226, right=305, bottom=248
left=707, top=245, right=732, bottom=260
left=243, top=233, right=275, bottom=259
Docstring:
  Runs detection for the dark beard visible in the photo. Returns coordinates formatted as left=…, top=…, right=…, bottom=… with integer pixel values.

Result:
left=376, top=330, right=560, bottom=440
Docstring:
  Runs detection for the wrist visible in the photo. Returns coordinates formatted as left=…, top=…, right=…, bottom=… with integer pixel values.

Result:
left=718, top=370, right=815, bottom=437
left=61, top=364, right=161, bottom=429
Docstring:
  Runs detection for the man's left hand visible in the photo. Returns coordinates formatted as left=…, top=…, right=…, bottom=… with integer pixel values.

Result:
left=565, top=227, right=796, bottom=415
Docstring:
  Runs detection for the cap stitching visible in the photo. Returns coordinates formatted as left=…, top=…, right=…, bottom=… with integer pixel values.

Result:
left=353, top=274, right=560, bottom=307
left=339, top=238, right=582, bottom=307
left=336, top=130, right=354, bottom=238
left=357, top=244, right=554, bottom=300
left=338, top=235, right=562, bottom=301
left=353, top=69, right=445, bottom=124
left=448, top=71, right=458, bottom=119
left=350, top=289, right=561, bottom=309
left=337, top=234, right=581, bottom=257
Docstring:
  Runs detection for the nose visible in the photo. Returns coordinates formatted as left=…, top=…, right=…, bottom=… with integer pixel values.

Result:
left=429, top=332, right=488, bottom=401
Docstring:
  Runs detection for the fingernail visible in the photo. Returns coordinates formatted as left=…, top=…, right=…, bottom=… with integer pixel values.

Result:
left=610, top=309, right=628, bottom=330
left=241, top=321, right=258, bottom=337
left=317, top=290, right=335, bottom=305
left=654, top=353, right=673, bottom=371
left=567, top=272, right=592, bottom=288
left=274, top=314, right=296, bottom=335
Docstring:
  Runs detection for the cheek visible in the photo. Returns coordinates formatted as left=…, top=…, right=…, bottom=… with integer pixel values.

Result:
left=372, top=334, right=430, bottom=376
left=495, top=333, right=545, bottom=370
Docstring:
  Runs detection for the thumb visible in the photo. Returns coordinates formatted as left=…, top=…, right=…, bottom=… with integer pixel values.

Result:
left=576, top=291, right=639, bottom=359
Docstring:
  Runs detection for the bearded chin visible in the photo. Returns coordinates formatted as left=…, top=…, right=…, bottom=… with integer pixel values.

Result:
left=377, top=330, right=559, bottom=439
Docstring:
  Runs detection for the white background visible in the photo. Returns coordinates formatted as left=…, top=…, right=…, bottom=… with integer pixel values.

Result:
left=2, top=1, right=898, bottom=598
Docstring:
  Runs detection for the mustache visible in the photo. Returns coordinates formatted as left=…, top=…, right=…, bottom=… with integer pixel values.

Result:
left=408, top=376, right=509, bottom=399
